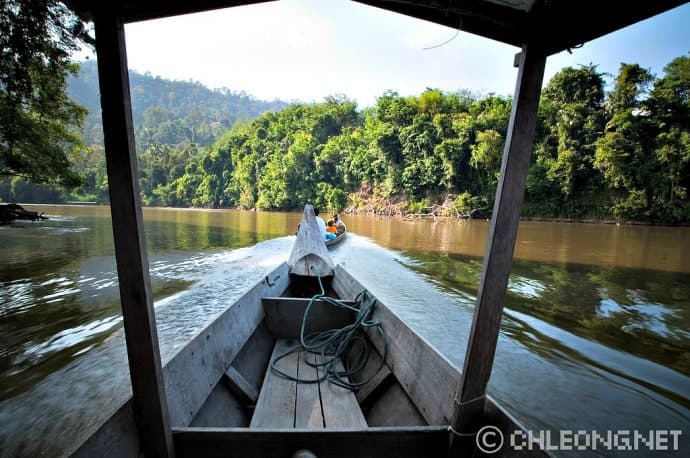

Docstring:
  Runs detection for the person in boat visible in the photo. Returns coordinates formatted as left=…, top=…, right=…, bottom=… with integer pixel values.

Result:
left=313, top=208, right=333, bottom=241
left=333, top=213, right=346, bottom=235
left=325, top=220, right=337, bottom=240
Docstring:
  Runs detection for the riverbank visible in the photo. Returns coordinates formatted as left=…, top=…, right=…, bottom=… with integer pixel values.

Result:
left=16, top=202, right=690, bottom=227
left=341, top=200, right=690, bottom=227
left=342, top=191, right=690, bottom=226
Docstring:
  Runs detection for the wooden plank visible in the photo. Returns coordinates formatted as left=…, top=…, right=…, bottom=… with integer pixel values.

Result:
left=365, top=382, right=426, bottom=427
left=229, top=320, right=275, bottom=392
left=73, top=0, right=275, bottom=24
left=347, top=342, right=392, bottom=405
left=71, top=402, right=140, bottom=458
left=224, top=366, right=258, bottom=405
left=190, top=382, right=249, bottom=427
left=333, top=265, right=458, bottom=426
left=452, top=43, right=546, bottom=443
left=72, top=264, right=290, bottom=456
left=262, top=297, right=355, bottom=339
left=317, top=356, right=367, bottom=428
left=72, top=0, right=687, bottom=57
left=250, top=339, right=299, bottom=427
left=533, top=1, right=688, bottom=56
left=355, top=365, right=393, bottom=405
left=331, top=267, right=538, bottom=450
left=163, top=262, right=289, bottom=427
left=172, top=426, right=450, bottom=458
left=93, top=11, right=173, bottom=458
left=295, top=352, right=324, bottom=428
left=288, top=205, right=334, bottom=276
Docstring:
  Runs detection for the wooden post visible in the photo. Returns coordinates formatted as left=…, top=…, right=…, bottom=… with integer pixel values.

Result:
left=450, top=43, right=546, bottom=450
left=94, top=11, right=175, bottom=458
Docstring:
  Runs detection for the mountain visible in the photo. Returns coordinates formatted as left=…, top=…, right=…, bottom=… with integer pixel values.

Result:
left=67, top=60, right=288, bottom=150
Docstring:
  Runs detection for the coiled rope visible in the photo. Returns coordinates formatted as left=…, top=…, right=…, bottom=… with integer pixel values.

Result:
left=270, top=266, right=388, bottom=391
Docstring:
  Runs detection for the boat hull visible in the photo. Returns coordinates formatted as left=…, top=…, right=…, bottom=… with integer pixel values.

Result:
left=73, top=261, right=544, bottom=457
left=325, top=232, right=346, bottom=247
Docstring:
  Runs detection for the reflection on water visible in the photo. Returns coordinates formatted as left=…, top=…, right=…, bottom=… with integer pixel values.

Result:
left=401, top=252, right=690, bottom=378
left=0, top=215, right=297, bottom=456
left=0, top=207, right=301, bottom=401
left=337, top=238, right=690, bottom=456
left=343, top=215, right=690, bottom=274
left=1, top=206, right=689, bottom=456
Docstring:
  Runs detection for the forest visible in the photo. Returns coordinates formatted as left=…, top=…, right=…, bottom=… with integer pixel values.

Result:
left=67, top=60, right=288, bottom=150
left=2, top=54, right=689, bottom=223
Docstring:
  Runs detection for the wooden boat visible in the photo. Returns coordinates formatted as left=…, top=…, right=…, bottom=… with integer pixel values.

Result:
left=59, top=2, right=685, bottom=456
left=73, top=206, right=537, bottom=457
left=0, top=203, right=48, bottom=223
left=325, top=232, right=347, bottom=247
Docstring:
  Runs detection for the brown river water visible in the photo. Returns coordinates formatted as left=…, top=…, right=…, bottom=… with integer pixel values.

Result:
left=0, top=205, right=688, bottom=456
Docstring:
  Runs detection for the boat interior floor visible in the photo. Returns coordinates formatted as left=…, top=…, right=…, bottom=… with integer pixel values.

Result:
left=169, top=269, right=538, bottom=456
left=251, top=339, right=367, bottom=428
left=171, top=283, right=452, bottom=456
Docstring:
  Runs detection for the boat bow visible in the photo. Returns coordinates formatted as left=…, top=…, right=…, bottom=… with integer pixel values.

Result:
left=287, top=205, right=335, bottom=277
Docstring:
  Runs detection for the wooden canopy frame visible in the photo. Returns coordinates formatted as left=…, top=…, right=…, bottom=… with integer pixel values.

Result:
left=63, top=0, right=688, bottom=456
left=69, top=0, right=687, bottom=55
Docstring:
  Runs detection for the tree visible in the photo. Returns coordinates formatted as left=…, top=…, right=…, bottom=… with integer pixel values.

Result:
left=594, top=64, right=656, bottom=219
left=21, top=47, right=682, bottom=223
left=528, top=66, right=606, bottom=217
left=608, top=64, right=654, bottom=113
left=648, top=55, right=690, bottom=221
left=0, top=0, right=93, bottom=188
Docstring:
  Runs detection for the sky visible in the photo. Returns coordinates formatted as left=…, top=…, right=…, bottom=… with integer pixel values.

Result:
left=95, top=0, right=690, bottom=107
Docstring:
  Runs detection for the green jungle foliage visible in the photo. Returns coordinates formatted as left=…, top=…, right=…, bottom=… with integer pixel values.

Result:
left=2, top=52, right=689, bottom=223
left=0, top=0, right=92, bottom=188
left=1, top=59, right=288, bottom=204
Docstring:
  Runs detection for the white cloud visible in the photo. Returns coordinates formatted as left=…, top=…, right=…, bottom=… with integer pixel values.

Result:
left=108, top=0, right=690, bottom=107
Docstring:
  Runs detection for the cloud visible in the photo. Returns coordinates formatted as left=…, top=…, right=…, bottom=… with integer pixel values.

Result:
left=124, top=1, right=335, bottom=101
left=115, top=0, right=689, bottom=107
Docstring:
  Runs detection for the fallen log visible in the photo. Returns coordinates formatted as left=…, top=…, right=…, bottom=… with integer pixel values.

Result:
left=0, top=204, right=49, bottom=223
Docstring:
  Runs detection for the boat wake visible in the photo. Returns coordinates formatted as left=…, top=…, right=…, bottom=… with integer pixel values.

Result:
left=0, top=236, right=295, bottom=457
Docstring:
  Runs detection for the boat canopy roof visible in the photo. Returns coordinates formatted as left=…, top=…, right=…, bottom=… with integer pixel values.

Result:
left=65, top=0, right=687, bottom=56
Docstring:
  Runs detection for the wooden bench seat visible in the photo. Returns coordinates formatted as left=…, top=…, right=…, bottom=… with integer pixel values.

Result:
left=250, top=339, right=367, bottom=428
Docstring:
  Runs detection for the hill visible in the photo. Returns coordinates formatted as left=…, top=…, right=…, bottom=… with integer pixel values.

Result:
left=4, top=55, right=688, bottom=223
left=67, top=60, right=288, bottom=150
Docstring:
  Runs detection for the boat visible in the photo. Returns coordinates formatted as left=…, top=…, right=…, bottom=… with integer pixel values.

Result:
left=325, top=231, right=347, bottom=247
left=74, top=206, right=537, bottom=457
left=57, top=1, right=685, bottom=456
left=0, top=203, right=48, bottom=223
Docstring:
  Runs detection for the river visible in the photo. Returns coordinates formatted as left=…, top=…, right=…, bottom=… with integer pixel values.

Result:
left=0, top=205, right=688, bottom=456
